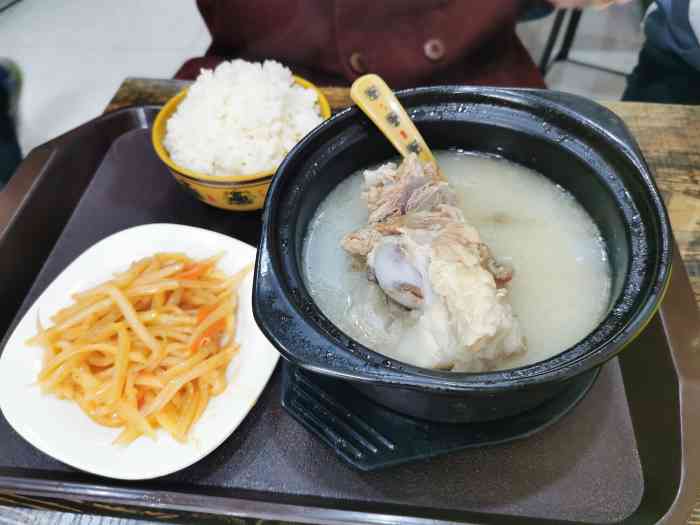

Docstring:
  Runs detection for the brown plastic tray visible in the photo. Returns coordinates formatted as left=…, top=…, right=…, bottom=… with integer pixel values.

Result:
left=0, top=106, right=699, bottom=524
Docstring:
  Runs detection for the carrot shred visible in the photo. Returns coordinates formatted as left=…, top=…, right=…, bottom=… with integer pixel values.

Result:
left=191, top=303, right=227, bottom=351
left=190, top=319, right=226, bottom=352
left=196, top=303, right=217, bottom=324
left=175, top=262, right=213, bottom=280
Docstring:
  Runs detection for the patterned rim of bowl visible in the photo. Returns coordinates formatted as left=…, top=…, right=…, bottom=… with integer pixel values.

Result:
left=152, top=75, right=332, bottom=184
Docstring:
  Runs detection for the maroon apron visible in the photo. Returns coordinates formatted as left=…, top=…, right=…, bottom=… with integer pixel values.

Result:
left=176, top=0, right=545, bottom=89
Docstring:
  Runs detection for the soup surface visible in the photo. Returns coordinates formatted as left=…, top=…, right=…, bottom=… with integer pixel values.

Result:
left=302, top=151, right=611, bottom=370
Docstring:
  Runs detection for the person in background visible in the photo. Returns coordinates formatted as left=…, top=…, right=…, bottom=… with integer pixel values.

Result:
left=175, top=1, right=631, bottom=90
left=623, top=0, right=700, bottom=104
left=176, top=1, right=552, bottom=88
left=0, top=59, right=21, bottom=188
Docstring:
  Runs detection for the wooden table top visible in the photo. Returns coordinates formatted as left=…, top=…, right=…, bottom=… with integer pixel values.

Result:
left=3, top=78, right=699, bottom=525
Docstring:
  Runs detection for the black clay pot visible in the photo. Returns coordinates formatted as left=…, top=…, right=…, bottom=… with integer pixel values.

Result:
left=253, top=87, right=671, bottom=423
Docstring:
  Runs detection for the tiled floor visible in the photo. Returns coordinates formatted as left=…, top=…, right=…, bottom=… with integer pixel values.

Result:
left=517, top=2, right=645, bottom=100
left=0, top=0, right=208, bottom=154
left=1, top=1, right=646, bottom=155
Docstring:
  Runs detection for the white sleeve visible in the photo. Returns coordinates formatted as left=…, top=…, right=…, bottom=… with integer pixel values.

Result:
left=642, top=2, right=658, bottom=28
left=690, top=0, right=700, bottom=42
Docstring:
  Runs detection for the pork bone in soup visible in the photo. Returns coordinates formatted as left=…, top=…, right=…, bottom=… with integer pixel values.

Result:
left=302, top=151, right=611, bottom=372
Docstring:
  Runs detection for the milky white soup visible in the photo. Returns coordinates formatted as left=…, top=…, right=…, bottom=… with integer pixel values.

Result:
left=302, top=151, right=611, bottom=370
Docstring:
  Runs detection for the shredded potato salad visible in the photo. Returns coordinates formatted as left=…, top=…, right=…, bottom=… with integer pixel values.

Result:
left=28, top=253, right=252, bottom=445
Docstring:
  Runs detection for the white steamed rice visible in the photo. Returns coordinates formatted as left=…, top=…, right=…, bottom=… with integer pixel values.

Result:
left=163, top=59, right=323, bottom=177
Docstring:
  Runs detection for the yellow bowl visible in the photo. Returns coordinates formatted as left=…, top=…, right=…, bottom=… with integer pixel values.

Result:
left=152, top=76, right=331, bottom=211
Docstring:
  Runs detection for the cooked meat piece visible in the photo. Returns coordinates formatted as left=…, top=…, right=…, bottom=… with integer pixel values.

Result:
left=362, top=155, right=451, bottom=224
left=341, top=154, right=526, bottom=372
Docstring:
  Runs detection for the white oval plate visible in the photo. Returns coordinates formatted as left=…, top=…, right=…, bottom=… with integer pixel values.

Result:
left=0, top=223, right=279, bottom=480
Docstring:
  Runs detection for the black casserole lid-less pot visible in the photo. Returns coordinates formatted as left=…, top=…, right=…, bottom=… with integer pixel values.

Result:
left=253, top=87, right=672, bottom=395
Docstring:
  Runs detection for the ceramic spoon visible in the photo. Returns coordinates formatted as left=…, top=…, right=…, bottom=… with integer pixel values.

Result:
left=350, top=74, right=444, bottom=309
left=350, top=74, right=443, bottom=179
